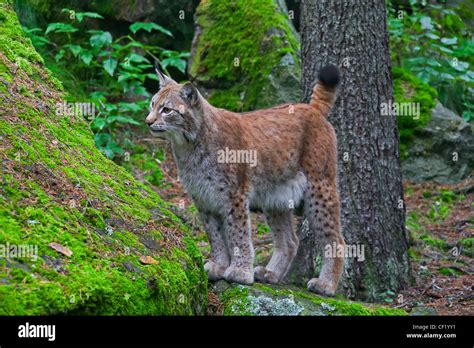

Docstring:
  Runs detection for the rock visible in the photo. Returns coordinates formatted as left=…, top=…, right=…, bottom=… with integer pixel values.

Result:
left=213, top=281, right=407, bottom=316
left=411, top=305, right=438, bottom=316
left=0, top=2, right=207, bottom=315
left=402, top=102, right=474, bottom=183
left=188, top=0, right=301, bottom=112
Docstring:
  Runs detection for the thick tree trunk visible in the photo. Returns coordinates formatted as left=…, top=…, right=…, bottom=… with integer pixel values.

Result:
left=287, top=0, right=411, bottom=301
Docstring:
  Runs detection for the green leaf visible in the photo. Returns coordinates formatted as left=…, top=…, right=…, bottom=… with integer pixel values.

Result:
left=440, top=37, right=457, bottom=45
left=133, top=86, right=149, bottom=97
left=420, top=16, right=433, bottom=30
left=55, top=49, right=65, bottom=62
left=76, top=12, right=104, bottom=22
left=425, top=33, right=439, bottom=40
left=161, top=57, right=186, bottom=73
left=80, top=51, right=93, bottom=65
left=91, top=117, right=106, bottom=131
left=439, top=73, right=455, bottom=80
left=106, top=115, right=141, bottom=125
left=126, top=53, right=150, bottom=64
left=118, top=103, right=144, bottom=112
left=452, top=61, right=469, bottom=72
left=146, top=73, right=159, bottom=81
left=426, top=58, right=441, bottom=68
left=64, top=44, right=82, bottom=57
left=103, top=58, right=118, bottom=76
left=45, top=23, right=78, bottom=35
left=129, top=22, right=173, bottom=36
left=90, top=31, right=112, bottom=48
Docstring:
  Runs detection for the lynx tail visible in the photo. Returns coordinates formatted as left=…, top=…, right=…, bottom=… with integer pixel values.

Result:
left=310, top=64, right=340, bottom=117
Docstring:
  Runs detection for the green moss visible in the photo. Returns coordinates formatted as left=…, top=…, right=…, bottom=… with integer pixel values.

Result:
left=219, top=283, right=407, bottom=316
left=438, top=267, right=462, bottom=277
left=0, top=0, right=207, bottom=315
left=219, top=285, right=253, bottom=316
left=190, top=0, right=300, bottom=111
left=392, top=67, right=437, bottom=158
left=419, top=233, right=448, bottom=251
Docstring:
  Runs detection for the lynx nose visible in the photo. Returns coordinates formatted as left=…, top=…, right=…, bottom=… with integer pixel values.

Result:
left=145, top=112, right=157, bottom=126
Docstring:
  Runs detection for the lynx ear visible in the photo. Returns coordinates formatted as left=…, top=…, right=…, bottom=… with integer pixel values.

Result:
left=180, top=82, right=199, bottom=106
left=155, top=60, right=174, bottom=88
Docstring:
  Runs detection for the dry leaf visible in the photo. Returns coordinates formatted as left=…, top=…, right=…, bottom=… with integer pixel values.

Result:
left=139, top=255, right=158, bottom=265
left=49, top=242, right=73, bottom=257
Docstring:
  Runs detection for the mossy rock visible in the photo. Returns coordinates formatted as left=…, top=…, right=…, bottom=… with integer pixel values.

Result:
left=0, top=0, right=207, bottom=315
left=188, top=0, right=301, bottom=112
left=213, top=281, right=407, bottom=316
left=392, top=67, right=437, bottom=158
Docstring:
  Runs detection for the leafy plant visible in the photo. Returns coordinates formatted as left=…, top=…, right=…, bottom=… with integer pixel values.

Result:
left=427, top=201, right=450, bottom=221
left=23, top=9, right=189, bottom=160
left=256, top=223, right=270, bottom=236
left=388, top=0, right=473, bottom=121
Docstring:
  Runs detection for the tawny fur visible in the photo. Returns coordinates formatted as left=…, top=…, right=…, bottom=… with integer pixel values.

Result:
left=145, top=67, right=345, bottom=296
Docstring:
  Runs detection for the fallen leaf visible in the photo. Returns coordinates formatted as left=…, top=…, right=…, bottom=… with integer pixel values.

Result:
left=139, top=255, right=158, bottom=265
left=49, top=242, right=73, bottom=257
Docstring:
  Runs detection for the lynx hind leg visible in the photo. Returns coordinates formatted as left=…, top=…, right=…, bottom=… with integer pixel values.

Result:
left=199, top=211, right=230, bottom=281
left=255, top=210, right=298, bottom=284
left=304, top=179, right=345, bottom=296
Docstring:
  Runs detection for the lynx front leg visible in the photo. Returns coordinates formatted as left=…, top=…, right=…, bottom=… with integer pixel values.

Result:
left=223, top=195, right=254, bottom=285
left=199, top=211, right=230, bottom=281
left=255, top=210, right=298, bottom=284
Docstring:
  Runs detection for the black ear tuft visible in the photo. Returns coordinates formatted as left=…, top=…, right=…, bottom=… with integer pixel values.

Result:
left=180, top=82, right=199, bottom=105
left=318, top=64, right=340, bottom=88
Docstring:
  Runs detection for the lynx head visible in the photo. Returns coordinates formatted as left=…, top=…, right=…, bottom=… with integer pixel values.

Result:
left=145, top=68, right=202, bottom=144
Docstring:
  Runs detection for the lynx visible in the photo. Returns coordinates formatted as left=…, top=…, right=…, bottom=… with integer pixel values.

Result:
left=145, top=64, right=345, bottom=296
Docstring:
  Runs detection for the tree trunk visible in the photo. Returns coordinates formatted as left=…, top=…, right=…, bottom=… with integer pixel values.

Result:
left=287, top=0, right=412, bottom=302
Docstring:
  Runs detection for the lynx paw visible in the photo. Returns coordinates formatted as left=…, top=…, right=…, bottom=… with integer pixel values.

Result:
left=254, top=266, right=280, bottom=284
left=224, top=265, right=254, bottom=285
left=204, top=261, right=227, bottom=281
left=307, top=278, right=337, bottom=296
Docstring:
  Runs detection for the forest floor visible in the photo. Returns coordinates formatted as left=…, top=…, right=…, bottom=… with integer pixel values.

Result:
left=131, top=138, right=473, bottom=316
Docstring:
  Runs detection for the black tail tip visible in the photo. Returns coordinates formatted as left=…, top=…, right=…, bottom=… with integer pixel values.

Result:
left=318, top=64, right=340, bottom=88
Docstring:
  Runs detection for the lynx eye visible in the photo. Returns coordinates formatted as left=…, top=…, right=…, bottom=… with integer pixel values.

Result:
left=162, top=107, right=173, bottom=115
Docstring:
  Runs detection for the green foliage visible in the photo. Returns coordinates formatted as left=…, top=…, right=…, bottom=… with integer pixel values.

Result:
left=388, top=0, right=474, bottom=121
left=22, top=8, right=189, bottom=160
left=419, top=233, right=448, bottom=251
left=438, top=267, right=462, bottom=276
left=427, top=201, right=450, bottom=221
left=392, top=67, right=437, bottom=157
left=256, top=223, right=270, bottom=236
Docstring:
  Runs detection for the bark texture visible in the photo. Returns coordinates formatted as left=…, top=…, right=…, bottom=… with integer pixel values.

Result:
left=287, top=0, right=411, bottom=301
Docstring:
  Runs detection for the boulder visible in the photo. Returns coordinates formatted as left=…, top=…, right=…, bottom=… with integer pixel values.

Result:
left=402, top=102, right=474, bottom=183
left=0, top=1, right=207, bottom=315
left=212, top=281, right=408, bottom=316
left=188, top=0, right=301, bottom=111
